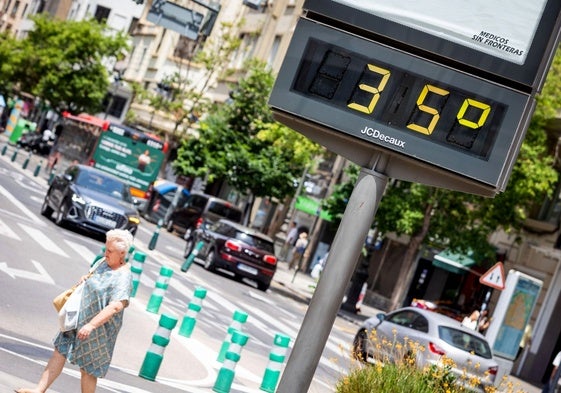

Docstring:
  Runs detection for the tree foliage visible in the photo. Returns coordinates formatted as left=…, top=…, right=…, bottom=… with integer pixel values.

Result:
left=323, top=49, right=561, bottom=309
left=1, top=14, right=129, bottom=114
left=173, top=59, right=322, bottom=200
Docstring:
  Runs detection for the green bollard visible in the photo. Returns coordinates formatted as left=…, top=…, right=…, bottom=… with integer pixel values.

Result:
left=22, top=152, right=31, bottom=170
left=139, top=314, right=178, bottom=381
left=11, top=146, right=19, bottom=162
left=33, top=160, right=42, bottom=177
left=1, top=144, right=7, bottom=156
left=148, top=220, right=163, bottom=250
left=218, top=310, right=249, bottom=362
left=178, top=287, right=207, bottom=337
left=181, top=240, right=204, bottom=272
left=130, top=251, right=147, bottom=297
left=213, top=330, right=250, bottom=393
left=260, top=334, right=291, bottom=393
left=146, top=266, right=174, bottom=313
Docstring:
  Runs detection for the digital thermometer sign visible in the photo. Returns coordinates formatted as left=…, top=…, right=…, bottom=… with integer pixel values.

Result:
left=269, top=2, right=561, bottom=196
left=269, top=20, right=534, bottom=196
left=293, top=38, right=507, bottom=160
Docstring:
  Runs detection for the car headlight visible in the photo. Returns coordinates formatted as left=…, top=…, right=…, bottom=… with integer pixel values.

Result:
left=71, top=193, right=86, bottom=205
left=128, top=216, right=140, bottom=225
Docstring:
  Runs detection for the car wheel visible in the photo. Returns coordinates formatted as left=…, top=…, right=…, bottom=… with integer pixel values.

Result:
left=54, top=201, right=68, bottom=226
left=184, top=237, right=195, bottom=259
left=40, top=198, right=53, bottom=218
left=166, top=219, right=174, bottom=232
left=257, top=281, right=270, bottom=291
left=204, top=250, right=216, bottom=271
left=352, top=329, right=369, bottom=362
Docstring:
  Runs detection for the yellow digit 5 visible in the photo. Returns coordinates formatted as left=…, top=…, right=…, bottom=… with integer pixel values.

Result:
left=457, top=99, right=491, bottom=129
left=407, top=85, right=449, bottom=135
left=347, top=64, right=391, bottom=114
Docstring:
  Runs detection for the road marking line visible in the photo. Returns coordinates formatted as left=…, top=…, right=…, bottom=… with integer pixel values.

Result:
left=18, top=223, right=69, bottom=257
left=0, top=184, right=43, bottom=224
left=0, top=217, right=21, bottom=240
left=64, top=240, right=96, bottom=264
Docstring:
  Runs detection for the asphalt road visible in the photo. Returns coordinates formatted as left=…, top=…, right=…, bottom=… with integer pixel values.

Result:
left=0, top=141, right=362, bottom=393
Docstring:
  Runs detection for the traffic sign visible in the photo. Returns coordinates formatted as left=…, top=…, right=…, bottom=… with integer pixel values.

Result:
left=479, top=262, right=506, bottom=290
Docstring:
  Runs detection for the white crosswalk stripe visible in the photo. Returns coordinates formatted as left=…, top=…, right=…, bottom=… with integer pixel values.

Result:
left=64, top=240, right=97, bottom=265
left=0, top=218, right=21, bottom=240
left=18, top=223, right=69, bottom=257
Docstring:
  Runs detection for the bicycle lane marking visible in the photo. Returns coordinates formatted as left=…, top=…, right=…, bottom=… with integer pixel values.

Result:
left=0, top=184, right=43, bottom=225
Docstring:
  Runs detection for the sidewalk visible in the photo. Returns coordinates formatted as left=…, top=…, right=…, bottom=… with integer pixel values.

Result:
left=270, top=260, right=377, bottom=324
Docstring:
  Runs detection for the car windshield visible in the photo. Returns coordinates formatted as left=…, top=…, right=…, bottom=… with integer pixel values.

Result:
left=75, top=171, right=132, bottom=202
left=438, top=326, right=493, bottom=359
left=234, top=231, right=275, bottom=253
left=208, top=201, right=242, bottom=222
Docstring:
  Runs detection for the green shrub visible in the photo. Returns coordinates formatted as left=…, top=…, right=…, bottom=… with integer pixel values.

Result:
left=338, top=329, right=530, bottom=393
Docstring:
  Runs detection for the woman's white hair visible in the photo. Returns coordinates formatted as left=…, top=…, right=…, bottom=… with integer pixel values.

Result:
left=106, top=229, right=134, bottom=253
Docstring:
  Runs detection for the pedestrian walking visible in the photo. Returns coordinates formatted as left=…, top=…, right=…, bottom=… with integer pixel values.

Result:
left=462, top=310, right=480, bottom=330
left=16, top=229, right=134, bottom=393
left=281, top=221, right=298, bottom=261
left=289, top=232, right=308, bottom=270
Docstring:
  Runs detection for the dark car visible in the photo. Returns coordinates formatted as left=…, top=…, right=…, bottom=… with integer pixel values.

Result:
left=166, top=192, right=243, bottom=238
left=41, top=165, right=140, bottom=236
left=184, top=219, right=277, bottom=291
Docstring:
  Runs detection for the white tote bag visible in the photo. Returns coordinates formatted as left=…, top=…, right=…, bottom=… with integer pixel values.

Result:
left=58, top=282, right=85, bottom=332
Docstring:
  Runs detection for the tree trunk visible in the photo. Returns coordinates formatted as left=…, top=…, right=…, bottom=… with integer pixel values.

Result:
left=388, top=200, right=434, bottom=310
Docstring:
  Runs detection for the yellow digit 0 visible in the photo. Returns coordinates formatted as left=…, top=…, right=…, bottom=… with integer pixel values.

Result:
left=407, top=85, right=449, bottom=135
left=348, top=64, right=391, bottom=114
left=457, top=99, right=491, bottom=129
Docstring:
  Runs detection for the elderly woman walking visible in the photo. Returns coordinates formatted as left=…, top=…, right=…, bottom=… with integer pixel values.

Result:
left=16, top=229, right=134, bottom=393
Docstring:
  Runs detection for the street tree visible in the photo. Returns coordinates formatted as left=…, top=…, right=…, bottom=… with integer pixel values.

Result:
left=7, top=14, right=129, bottom=114
left=173, top=59, right=322, bottom=212
left=323, top=49, right=561, bottom=310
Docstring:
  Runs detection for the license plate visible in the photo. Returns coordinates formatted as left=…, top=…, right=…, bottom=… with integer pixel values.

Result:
left=238, top=263, right=258, bottom=275
left=94, top=216, right=117, bottom=228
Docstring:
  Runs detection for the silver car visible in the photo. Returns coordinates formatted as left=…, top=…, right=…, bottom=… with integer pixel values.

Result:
left=352, top=307, right=498, bottom=392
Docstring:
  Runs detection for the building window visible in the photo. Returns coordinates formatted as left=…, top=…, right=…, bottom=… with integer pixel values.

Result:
left=128, top=17, right=139, bottom=35
left=529, top=179, right=561, bottom=228
left=102, top=93, right=127, bottom=118
left=174, top=36, right=198, bottom=60
left=36, top=0, right=45, bottom=13
left=94, top=5, right=110, bottom=23
left=267, top=35, right=281, bottom=68
left=10, top=1, right=19, bottom=17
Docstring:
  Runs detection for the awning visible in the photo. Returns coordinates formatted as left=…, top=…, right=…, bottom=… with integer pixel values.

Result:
left=433, top=249, right=476, bottom=275
left=154, top=180, right=178, bottom=195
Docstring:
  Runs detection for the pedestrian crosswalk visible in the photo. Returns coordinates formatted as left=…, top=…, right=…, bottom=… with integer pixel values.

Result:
left=0, top=217, right=98, bottom=260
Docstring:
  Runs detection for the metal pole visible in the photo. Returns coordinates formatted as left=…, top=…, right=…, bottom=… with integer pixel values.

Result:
left=276, top=165, right=388, bottom=393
